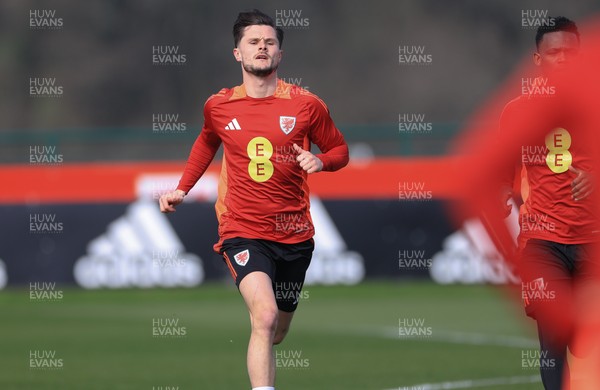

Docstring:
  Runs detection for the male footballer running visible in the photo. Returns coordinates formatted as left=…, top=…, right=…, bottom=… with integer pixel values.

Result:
left=500, top=16, right=597, bottom=389
left=159, top=9, right=348, bottom=389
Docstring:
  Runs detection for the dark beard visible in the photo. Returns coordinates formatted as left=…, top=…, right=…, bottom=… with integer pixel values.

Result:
left=243, top=62, right=278, bottom=77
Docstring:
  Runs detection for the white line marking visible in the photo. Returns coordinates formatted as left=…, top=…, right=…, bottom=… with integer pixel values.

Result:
left=376, top=327, right=538, bottom=348
left=303, top=325, right=538, bottom=349
left=384, top=374, right=540, bottom=390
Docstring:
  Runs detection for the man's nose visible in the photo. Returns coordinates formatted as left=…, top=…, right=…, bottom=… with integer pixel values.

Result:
left=257, top=38, right=267, bottom=50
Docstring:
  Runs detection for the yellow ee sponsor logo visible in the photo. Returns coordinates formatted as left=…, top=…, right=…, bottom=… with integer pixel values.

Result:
left=247, top=137, right=274, bottom=182
left=545, top=128, right=572, bottom=174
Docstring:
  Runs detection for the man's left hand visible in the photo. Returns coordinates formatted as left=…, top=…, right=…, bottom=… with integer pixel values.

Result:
left=293, top=143, right=323, bottom=174
left=570, top=165, right=594, bottom=201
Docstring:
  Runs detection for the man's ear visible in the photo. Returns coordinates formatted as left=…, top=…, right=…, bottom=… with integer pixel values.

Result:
left=233, top=47, right=242, bottom=62
left=533, top=51, right=542, bottom=67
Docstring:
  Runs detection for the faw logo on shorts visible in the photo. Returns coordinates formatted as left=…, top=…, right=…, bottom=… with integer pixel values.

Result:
left=234, top=249, right=250, bottom=266
left=279, top=116, right=296, bottom=135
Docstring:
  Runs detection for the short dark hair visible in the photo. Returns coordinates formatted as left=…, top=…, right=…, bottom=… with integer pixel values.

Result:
left=535, top=16, right=580, bottom=49
left=233, top=9, right=284, bottom=48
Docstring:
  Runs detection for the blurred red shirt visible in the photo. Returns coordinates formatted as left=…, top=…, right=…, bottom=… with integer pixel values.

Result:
left=501, top=93, right=598, bottom=245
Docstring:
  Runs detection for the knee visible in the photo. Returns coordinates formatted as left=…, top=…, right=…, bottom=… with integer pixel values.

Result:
left=252, top=306, right=279, bottom=337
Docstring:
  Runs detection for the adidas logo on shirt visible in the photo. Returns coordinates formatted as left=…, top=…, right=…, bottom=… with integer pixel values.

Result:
left=225, top=118, right=242, bottom=130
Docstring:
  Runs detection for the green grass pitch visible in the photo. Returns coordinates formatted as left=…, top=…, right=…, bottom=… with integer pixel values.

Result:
left=1, top=281, right=544, bottom=390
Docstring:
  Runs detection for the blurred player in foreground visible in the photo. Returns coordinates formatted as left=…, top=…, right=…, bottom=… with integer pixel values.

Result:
left=454, top=16, right=600, bottom=390
left=159, top=9, right=348, bottom=390
left=499, top=17, right=597, bottom=389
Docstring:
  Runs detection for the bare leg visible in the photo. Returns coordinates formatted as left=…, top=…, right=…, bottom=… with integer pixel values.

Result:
left=239, top=272, right=279, bottom=387
left=273, top=310, right=295, bottom=345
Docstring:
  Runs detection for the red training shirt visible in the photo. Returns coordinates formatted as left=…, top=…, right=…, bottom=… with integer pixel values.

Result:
left=177, top=79, right=349, bottom=252
left=500, top=93, right=598, bottom=245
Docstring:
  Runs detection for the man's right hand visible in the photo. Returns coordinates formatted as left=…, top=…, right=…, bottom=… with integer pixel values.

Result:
left=159, top=190, right=186, bottom=213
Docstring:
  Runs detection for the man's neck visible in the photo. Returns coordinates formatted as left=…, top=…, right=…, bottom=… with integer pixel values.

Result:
left=242, top=72, right=278, bottom=98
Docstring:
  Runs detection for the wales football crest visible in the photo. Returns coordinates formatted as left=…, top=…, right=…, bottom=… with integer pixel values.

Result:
left=279, top=116, right=296, bottom=135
